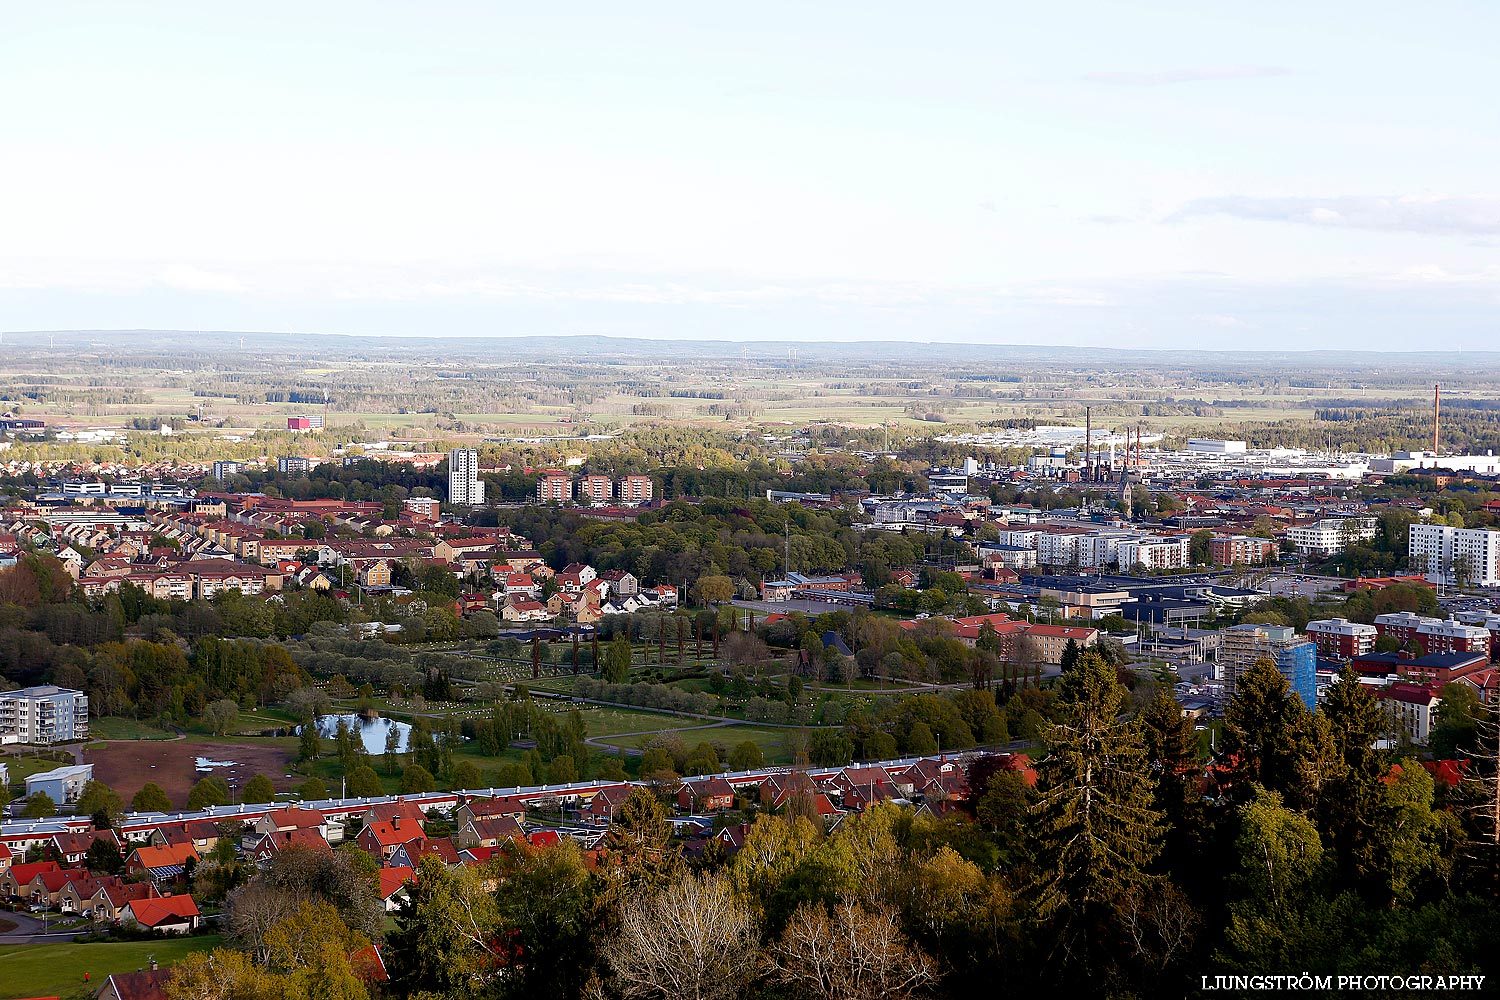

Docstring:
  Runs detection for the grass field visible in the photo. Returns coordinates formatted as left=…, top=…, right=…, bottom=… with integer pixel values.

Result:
left=581, top=707, right=696, bottom=738
left=88, top=717, right=176, bottom=741
left=595, top=723, right=793, bottom=762
left=0, top=934, right=221, bottom=1000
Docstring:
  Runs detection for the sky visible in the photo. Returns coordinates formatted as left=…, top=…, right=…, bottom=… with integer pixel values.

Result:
left=3, top=1, right=1499, bottom=349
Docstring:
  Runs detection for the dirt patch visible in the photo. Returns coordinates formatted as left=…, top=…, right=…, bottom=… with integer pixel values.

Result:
left=85, top=740, right=295, bottom=810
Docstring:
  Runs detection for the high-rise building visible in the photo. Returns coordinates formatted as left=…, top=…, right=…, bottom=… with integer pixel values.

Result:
left=1221, top=624, right=1317, bottom=711
left=448, top=449, right=485, bottom=506
left=277, top=456, right=311, bottom=474
left=1409, top=523, right=1500, bottom=586
left=618, top=475, right=654, bottom=505
left=0, top=685, right=90, bottom=745
left=579, top=475, right=613, bottom=504
left=538, top=472, right=573, bottom=503
left=212, top=460, right=242, bottom=481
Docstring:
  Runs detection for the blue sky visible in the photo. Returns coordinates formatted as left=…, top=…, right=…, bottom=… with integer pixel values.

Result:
left=3, top=2, right=1498, bottom=349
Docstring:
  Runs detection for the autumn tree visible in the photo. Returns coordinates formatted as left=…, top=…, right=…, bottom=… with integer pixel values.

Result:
left=767, top=899, right=937, bottom=1000
left=602, top=872, right=757, bottom=1000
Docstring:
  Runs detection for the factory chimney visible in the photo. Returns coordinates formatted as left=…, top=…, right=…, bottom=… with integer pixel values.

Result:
left=1433, top=383, right=1441, bottom=455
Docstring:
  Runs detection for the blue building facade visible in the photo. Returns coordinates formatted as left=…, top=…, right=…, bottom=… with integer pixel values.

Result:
left=1276, top=640, right=1318, bottom=712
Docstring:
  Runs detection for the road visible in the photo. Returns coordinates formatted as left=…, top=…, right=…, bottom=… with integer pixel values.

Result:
left=0, top=909, right=83, bottom=944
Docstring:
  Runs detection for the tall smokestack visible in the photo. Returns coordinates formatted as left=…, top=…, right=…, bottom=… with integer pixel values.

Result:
left=1433, top=383, right=1441, bottom=455
left=1084, top=407, right=1092, bottom=482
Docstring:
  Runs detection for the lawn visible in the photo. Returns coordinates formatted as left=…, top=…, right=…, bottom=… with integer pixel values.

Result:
left=88, top=716, right=176, bottom=741
left=0, top=752, right=76, bottom=783
left=596, top=724, right=794, bottom=763
left=0, top=934, right=221, bottom=1000
left=582, top=707, right=695, bottom=739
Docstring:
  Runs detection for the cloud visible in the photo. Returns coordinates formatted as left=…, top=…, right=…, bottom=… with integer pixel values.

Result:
left=1084, top=66, right=1290, bottom=86
left=1172, top=195, right=1500, bottom=236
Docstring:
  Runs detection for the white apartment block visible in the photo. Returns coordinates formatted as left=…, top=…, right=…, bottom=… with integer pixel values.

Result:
left=0, top=685, right=90, bottom=745
left=1409, top=523, right=1500, bottom=587
left=1076, top=531, right=1136, bottom=569
left=1036, top=531, right=1081, bottom=567
left=1286, top=517, right=1377, bottom=557
left=1117, top=535, right=1192, bottom=572
left=448, top=449, right=485, bottom=506
left=996, top=528, right=1042, bottom=550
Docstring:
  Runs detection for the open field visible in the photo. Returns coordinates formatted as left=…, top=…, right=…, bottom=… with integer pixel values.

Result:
left=88, top=717, right=176, bottom=741
left=0, top=935, right=221, bottom=1000
left=85, top=738, right=297, bottom=809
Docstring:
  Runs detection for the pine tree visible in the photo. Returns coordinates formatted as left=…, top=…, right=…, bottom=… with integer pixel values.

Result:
left=1030, top=651, right=1164, bottom=984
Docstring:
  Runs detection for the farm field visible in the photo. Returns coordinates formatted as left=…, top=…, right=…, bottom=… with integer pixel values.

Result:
left=0, top=935, right=221, bottom=1000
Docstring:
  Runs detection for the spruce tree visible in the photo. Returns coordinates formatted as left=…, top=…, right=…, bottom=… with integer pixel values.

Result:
left=1220, top=657, right=1311, bottom=806
left=1319, top=666, right=1389, bottom=897
left=1030, top=651, right=1164, bottom=984
left=1139, top=691, right=1206, bottom=878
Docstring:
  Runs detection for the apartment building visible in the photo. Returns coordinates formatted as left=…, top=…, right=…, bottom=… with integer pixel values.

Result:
left=579, top=475, right=613, bottom=504
left=1304, top=618, right=1378, bottom=660
left=1209, top=535, right=1276, bottom=566
left=1409, top=523, right=1500, bottom=587
left=1373, top=612, right=1491, bottom=657
left=277, top=456, right=311, bottom=474
left=537, top=472, right=573, bottom=503
left=448, top=449, right=485, bottom=506
left=1286, top=517, right=1377, bottom=557
left=1117, top=535, right=1192, bottom=572
left=618, top=475, right=654, bottom=505
left=1221, top=624, right=1317, bottom=710
left=0, top=686, right=90, bottom=745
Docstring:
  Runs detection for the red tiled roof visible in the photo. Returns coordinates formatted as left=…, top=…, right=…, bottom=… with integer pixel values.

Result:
left=128, top=894, right=200, bottom=927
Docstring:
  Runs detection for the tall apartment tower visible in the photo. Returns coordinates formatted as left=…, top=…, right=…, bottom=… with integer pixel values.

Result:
left=448, top=449, right=485, bottom=506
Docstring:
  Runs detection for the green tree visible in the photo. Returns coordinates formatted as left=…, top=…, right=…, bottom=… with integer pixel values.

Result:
left=188, top=776, right=231, bottom=809
left=1320, top=666, right=1389, bottom=899
left=348, top=765, right=383, bottom=797
left=85, top=836, right=125, bottom=874
left=1431, top=682, right=1483, bottom=757
left=241, top=773, right=277, bottom=804
left=132, top=782, right=173, bottom=812
left=387, top=856, right=504, bottom=998
left=75, top=780, right=125, bottom=824
left=1059, top=638, right=1081, bottom=673
left=299, top=718, right=322, bottom=762
left=453, top=759, right=482, bottom=789
left=603, top=637, right=632, bottom=684
left=1029, top=651, right=1164, bottom=986
left=1189, top=528, right=1214, bottom=565
left=693, top=574, right=734, bottom=605
left=298, top=777, right=328, bottom=800
left=1220, top=657, right=1312, bottom=806
left=492, top=839, right=601, bottom=1000
left=728, top=740, right=765, bottom=771
left=22, top=791, right=56, bottom=818
left=400, top=764, right=436, bottom=794
left=1138, top=691, right=1205, bottom=875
